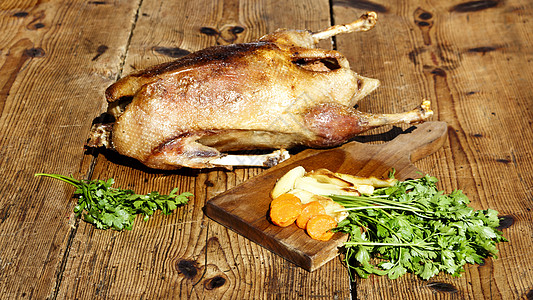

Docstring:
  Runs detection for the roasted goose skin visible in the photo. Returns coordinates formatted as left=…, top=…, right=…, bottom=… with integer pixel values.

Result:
left=88, top=12, right=432, bottom=169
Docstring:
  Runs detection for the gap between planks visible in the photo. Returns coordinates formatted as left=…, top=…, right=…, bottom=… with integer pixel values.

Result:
left=49, top=0, right=145, bottom=298
left=48, top=1, right=355, bottom=298
left=326, top=2, right=357, bottom=299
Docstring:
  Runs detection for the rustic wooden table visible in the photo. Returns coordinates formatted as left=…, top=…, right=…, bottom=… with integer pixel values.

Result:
left=1, top=0, right=532, bottom=299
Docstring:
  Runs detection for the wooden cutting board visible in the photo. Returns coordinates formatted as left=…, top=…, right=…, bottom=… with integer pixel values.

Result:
left=205, top=121, right=448, bottom=271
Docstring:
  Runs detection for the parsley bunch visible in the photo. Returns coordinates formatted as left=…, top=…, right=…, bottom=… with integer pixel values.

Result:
left=331, top=174, right=507, bottom=280
left=35, top=173, right=192, bottom=231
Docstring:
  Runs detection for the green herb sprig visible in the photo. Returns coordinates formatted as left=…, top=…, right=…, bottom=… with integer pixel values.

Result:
left=332, top=174, right=507, bottom=280
left=35, top=173, right=192, bottom=231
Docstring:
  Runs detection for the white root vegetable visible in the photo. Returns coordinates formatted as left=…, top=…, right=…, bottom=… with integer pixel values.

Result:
left=287, top=188, right=316, bottom=204
left=306, top=169, right=353, bottom=187
left=315, top=198, right=349, bottom=223
left=334, top=173, right=397, bottom=187
left=356, top=184, right=375, bottom=195
left=270, top=166, right=306, bottom=199
left=294, top=177, right=360, bottom=197
left=270, top=166, right=395, bottom=224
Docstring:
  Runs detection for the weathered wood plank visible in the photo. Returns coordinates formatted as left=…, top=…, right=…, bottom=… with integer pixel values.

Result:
left=0, top=0, right=141, bottom=298
left=1, top=0, right=531, bottom=299
left=56, top=0, right=352, bottom=299
left=333, top=0, right=533, bottom=299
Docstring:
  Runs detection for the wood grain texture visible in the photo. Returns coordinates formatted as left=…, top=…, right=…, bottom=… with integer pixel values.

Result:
left=0, top=0, right=531, bottom=299
left=54, top=0, right=351, bottom=299
left=0, top=0, right=140, bottom=298
left=334, top=1, right=533, bottom=299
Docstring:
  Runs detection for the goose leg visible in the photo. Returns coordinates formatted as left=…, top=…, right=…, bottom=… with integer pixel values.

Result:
left=311, top=12, right=378, bottom=43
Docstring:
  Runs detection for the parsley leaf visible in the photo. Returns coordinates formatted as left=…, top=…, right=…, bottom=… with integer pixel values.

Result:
left=35, top=173, right=192, bottom=231
left=332, top=174, right=507, bottom=281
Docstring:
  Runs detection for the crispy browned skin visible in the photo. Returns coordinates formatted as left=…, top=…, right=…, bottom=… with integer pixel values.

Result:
left=87, top=12, right=432, bottom=169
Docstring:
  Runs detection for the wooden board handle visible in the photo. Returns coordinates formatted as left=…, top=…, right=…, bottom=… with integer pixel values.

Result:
left=387, top=121, right=448, bottom=163
left=336, top=121, right=448, bottom=179
left=342, top=121, right=448, bottom=162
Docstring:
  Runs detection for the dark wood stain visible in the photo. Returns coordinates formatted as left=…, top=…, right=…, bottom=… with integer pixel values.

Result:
left=426, top=282, right=459, bottom=293
left=91, top=45, right=108, bottom=61
left=411, top=43, right=462, bottom=70
left=177, top=259, right=198, bottom=279
left=24, top=47, right=45, bottom=58
left=200, top=27, right=219, bottom=36
left=468, top=46, right=497, bottom=55
left=408, top=47, right=425, bottom=66
left=0, top=203, right=12, bottom=223
left=231, top=26, right=245, bottom=34
left=497, top=215, right=514, bottom=230
left=332, top=0, right=388, bottom=13
left=450, top=0, right=500, bottom=12
left=418, top=12, right=433, bottom=20
left=430, top=67, right=446, bottom=77
left=414, top=8, right=434, bottom=45
left=13, top=11, right=29, bottom=18
left=526, top=288, right=533, bottom=300
left=204, top=276, right=226, bottom=290
left=153, top=46, right=191, bottom=58
left=496, top=158, right=511, bottom=164
left=89, top=1, right=107, bottom=4
left=25, top=10, right=46, bottom=31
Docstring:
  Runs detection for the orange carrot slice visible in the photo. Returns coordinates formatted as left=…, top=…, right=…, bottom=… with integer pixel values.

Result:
left=270, top=193, right=301, bottom=209
left=296, top=201, right=326, bottom=229
left=270, top=202, right=302, bottom=227
left=306, top=214, right=337, bottom=241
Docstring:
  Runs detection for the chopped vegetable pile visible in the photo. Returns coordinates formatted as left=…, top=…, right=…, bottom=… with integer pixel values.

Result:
left=268, top=166, right=399, bottom=241
left=269, top=193, right=338, bottom=241
left=35, top=173, right=192, bottom=231
left=332, top=173, right=507, bottom=280
left=269, top=166, right=507, bottom=280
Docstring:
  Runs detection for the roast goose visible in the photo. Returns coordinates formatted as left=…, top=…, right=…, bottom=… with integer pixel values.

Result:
left=87, top=12, right=433, bottom=169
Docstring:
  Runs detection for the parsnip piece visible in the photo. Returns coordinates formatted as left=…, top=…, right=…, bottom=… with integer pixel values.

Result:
left=270, top=166, right=306, bottom=199
left=294, top=176, right=360, bottom=197
left=306, top=169, right=353, bottom=187
left=287, top=188, right=316, bottom=204
left=270, top=167, right=399, bottom=225
left=335, top=173, right=397, bottom=187
left=315, top=197, right=349, bottom=223
left=357, top=184, right=374, bottom=195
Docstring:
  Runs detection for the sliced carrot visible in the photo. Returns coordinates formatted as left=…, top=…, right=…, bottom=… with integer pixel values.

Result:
left=270, top=202, right=302, bottom=227
left=270, top=193, right=301, bottom=209
left=296, top=201, right=326, bottom=229
left=306, top=214, right=338, bottom=241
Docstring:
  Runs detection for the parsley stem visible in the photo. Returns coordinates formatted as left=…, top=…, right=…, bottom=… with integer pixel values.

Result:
left=330, top=195, right=427, bottom=212
left=335, top=205, right=422, bottom=212
left=344, top=241, right=437, bottom=250
left=35, top=173, right=81, bottom=187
